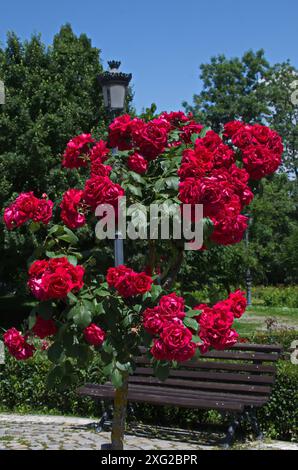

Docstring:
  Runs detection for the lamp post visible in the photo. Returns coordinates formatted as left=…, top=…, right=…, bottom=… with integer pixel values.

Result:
left=98, top=61, right=132, bottom=267
left=245, top=216, right=253, bottom=306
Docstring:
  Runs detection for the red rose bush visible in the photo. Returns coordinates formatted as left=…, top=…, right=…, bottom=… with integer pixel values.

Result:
left=2, top=112, right=281, bottom=382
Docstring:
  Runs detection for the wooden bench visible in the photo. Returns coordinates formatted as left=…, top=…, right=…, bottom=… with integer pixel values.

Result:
left=77, top=342, right=282, bottom=447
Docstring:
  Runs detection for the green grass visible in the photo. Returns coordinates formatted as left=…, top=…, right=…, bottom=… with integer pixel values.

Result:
left=234, top=304, right=298, bottom=337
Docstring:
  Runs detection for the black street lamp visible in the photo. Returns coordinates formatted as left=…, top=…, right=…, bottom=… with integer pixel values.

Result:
left=98, top=61, right=132, bottom=267
left=99, top=60, right=132, bottom=117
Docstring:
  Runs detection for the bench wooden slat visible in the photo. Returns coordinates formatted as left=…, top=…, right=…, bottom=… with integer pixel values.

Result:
left=229, top=343, right=282, bottom=353
left=129, top=375, right=272, bottom=395
left=120, top=383, right=268, bottom=406
left=135, top=356, right=276, bottom=373
left=135, top=367, right=275, bottom=384
left=198, top=350, right=279, bottom=362
left=77, top=384, right=244, bottom=412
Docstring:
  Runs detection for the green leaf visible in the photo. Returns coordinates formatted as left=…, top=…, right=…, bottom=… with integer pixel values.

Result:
left=165, top=176, right=179, bottom=190
left=111, top=368, right=123, bottom=388
left=103, top=362, right=114, bottom=376
left=29, top=221, right=41, bottom=233
left=68, top=304, right=92, bottom=327
left=128, top=171, right=146, bottom=185
left=186, top=308, right=201, bottom=317
left=47, top=225, right=64, bottom=236
left=150, top=284, right=162, bottom=302
left=191, top=133, right=200, bottom=143
left=154, top=179, right=165, bottom=192
left=67, top=255, right=78, bottom=266
left=116, top=361, right=132, bottom=372
left=28, top=313, right=37, bottom=330
left=127, top=184, right=142, bottom=197
left=94, top=288, right=110, bottom=297
left=58, top=227, right=79, bottom=245
left=67, top=292, right=78, bottom=304
left=153, top=361, right=170, bottom=381
left=47, top=341, right=64, bottom=363
left=183, top=317, right=199, bottom=331
left=45, top=251, right=65, bottom=259
left=199, top=126, right=211, bottom=138
left=191, top=335, right=202, bottom=344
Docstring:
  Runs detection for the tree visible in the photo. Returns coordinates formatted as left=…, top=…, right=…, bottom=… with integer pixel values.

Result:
left=183, top=50, right=271, bottom=130
left=264, top=62, right=298, bottom=179
left=0, top=25, right=106, bottom=284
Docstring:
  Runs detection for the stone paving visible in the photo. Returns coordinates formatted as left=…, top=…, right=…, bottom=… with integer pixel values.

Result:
left=0, top=414, right=297, bottom=450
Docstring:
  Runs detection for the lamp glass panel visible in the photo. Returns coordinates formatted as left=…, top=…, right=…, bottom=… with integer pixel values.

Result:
left=109, top=84, right=126, bottom=109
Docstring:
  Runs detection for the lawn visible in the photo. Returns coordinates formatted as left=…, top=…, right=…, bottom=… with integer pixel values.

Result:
left=234, top=305, right=298, bottom=336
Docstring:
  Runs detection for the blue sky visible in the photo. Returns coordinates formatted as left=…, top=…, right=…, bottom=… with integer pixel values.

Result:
left=1, top=0, right=298, bottom=113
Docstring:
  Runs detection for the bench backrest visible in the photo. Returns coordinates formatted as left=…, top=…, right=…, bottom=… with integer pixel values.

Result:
left=131, top=343, right=282, bottom=399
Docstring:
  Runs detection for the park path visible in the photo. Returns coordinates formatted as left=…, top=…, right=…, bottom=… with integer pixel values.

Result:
left=0, top=414, right=297, bottom=450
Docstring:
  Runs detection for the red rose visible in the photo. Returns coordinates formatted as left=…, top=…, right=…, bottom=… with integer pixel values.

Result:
left=32, top=316, right=57, bottom=339
left=211, top=213, right=248, bottom=245
left=132, top=121, right=168, bottom=160
left=15, top=192, right=39, bottom=217
left=4, top=193, right=53, bottom=230
left=179, top=177, right=202, bottom=205
left=83, top=176, right=125, bottom=210
left=60, top=189, right=86, bottom=229
left=160, top=322, right=192, bottom=351
left=28, top=257, right=84, bottom=301
left=3, top=328, right=35, bottom=360
left=150, top=338, right=170, bottom=361
left=223, top=121, right=244, bottom=138
left=228, top=290, right=247, bottom=318
left=33, top=198, right=53, bottom=225
left=133, top=272, right=153, bottom=295
left=62, top=133, right=94, bottom=168
left=108, top=114, right=135, bottom=150
left=90, top=140, right=110, bottom=162
left=127, top=153, right=148, bottom=174
left=200, top=130, right=222, bottom=151
left=232, top=127, right=256, bottom=149
left=142, top=307, right=164, bottom=335
left=42, top=270, right=73, bottom=299
left=181, top=122, right=204, bottom=143
left=106, top=265, right=133, bottom=287
left=84, top=323, right=105, bottom=347
left=212, top=143, right=235, bottom=169
left=171, top=341, right=196, bottom=362
left=159, top=111, right=189, bottom=128
left=90, top=161, right=112, bottom=178
left=159, top=293, right=185, bottom=320
left=242, top=145, right=281, bottom=180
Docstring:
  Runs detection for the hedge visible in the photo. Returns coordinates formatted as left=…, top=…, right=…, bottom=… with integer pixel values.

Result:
left=0, top=331, right=297, bottom=441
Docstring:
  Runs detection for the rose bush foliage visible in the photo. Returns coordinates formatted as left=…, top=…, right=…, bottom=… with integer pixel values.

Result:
left=2, top=111, right=282, bottom=385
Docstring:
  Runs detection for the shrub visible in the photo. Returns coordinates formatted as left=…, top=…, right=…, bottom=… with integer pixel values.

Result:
left=252, top=286, right=298, bottom=308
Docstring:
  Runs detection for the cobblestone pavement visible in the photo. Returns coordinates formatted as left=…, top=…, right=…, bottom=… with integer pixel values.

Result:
left=0, top=414, right=297, bottom=450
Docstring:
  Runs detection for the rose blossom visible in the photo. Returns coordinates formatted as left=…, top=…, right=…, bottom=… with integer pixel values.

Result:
left=3, top=328, right=35, bottom=360
left=84, top=323, right=106, bottom=347
left=32, top=316, right=57, bottom=339
left=127, top=153, right=148, bottom=174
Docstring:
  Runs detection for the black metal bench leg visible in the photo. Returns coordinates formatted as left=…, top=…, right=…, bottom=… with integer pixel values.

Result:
left=219, top=413, right=241, bottom=448
left=95, top=401, right=113, bottom=432
left=249, top=408, right=263, bottom=441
